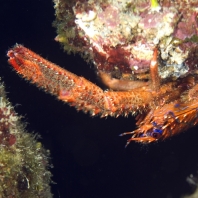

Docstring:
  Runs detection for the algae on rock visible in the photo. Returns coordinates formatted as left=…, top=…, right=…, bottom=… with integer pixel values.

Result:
left=0, top=79, right=52, bottom=198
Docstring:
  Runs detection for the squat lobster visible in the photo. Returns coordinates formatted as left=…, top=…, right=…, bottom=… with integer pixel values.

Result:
left=7, top=44, right=198, bottom=145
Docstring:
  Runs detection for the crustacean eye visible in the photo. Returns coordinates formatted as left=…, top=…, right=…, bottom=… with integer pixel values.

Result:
left=149, top=122, right=163, bottom=139
left=151, top=129, right=163, bottom=139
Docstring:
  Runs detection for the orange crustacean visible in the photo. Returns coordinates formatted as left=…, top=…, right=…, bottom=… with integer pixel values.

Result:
left=7, top=0, right=198, bottom=146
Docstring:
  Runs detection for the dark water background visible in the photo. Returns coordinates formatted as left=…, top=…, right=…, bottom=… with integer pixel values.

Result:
left=1, top=1, right=198, bottom=197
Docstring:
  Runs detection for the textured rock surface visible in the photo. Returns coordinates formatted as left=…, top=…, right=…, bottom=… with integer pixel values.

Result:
left=0, top=79, right=52, bottom=198
left=53, top=0, right=198, bottom=80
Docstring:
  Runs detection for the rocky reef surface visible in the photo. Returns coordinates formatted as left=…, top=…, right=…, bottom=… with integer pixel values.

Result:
left=0, top=79, right=52, bottom=198
left=53, top=0, right=198, bottom=80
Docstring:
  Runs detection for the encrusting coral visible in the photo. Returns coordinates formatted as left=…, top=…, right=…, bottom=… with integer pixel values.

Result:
left=0, top=79, right=52, bottom=197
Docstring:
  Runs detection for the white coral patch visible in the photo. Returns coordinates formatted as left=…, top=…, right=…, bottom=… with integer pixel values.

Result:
left=132, top=44, right=154, bottom=60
